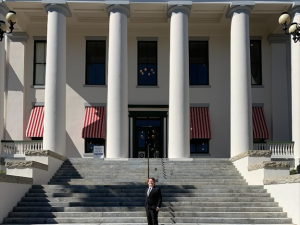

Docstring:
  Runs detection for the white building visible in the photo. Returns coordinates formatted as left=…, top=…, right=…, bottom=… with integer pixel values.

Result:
left=0, top=0, right=298, bottom=165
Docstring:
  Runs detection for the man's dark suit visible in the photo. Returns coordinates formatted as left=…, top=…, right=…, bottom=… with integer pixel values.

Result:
left=145, top=186, right=162, bottom=225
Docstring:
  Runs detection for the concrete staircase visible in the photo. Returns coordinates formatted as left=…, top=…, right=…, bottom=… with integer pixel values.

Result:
left=2, top=158, right=295, bottom=224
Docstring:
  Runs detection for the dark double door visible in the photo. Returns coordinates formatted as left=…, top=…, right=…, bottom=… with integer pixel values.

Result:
left=133, top=116, right=164, bottom=158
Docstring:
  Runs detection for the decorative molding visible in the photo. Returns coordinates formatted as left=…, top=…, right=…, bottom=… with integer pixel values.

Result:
left=248, top=161, right=290, bottom=171
left=85, top=36, right=107, bottom=40
left=5, top=161, right=48, bottom=171
left=7, top=32, right=29, bottom=43
left=190, top=103, right=210, bottom=107
left=252, top=103, right=264, bottom=107
left=84, top=103, right=106, bottom=107
left=0, top=174, right=33, bottom=184
left=33, top=36, right=47, bottom=40
left=44, top=3, right=72, bottom=17
left=168, top=4, right=191, bottom=18
left=268, top=34, right=289, bottom=44
left=226, top=4, right=254, bottom=18
left=136, top=37, right=158, bottom=41
left=32, top=102, right=44, bottom=106
left=107, top=4, right=130, bottom=17
left=25, top=150, right=68, bottom=161
left=264, top=174, right=300, bottom=185
left=230, top=150, right=272, bottom=162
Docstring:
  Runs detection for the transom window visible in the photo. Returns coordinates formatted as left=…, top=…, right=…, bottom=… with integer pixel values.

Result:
left=189, top=41, right=209, bottom=85
left=33, top=40, right=47, bottom=85
left=138, top=41, right=157, bottom=86
left=250, top=40, right=262, bottom=85
left=86, top=40, right=106, bottom=85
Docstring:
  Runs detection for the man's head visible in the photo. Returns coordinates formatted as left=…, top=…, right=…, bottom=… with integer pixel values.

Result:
left=148, top=177, right=155, bottom=187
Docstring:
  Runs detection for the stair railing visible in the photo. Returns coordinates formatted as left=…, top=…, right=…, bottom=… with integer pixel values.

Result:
left=253, top=141, right=294, bottom=157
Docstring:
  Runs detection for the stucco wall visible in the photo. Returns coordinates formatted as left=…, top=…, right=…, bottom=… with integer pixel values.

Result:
left=5, top=22, right=281, bottom=158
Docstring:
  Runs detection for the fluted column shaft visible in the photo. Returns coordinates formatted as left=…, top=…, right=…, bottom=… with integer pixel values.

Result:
left=43, top=4, right=69, bottom=155
left=168, top=5, right=190, bottom=158
left=229, top=6, right=253, bottom=157
left=106, top=5, right=129, bottom=158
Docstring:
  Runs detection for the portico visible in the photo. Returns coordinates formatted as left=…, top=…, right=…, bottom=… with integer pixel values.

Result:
left=0, top=1, right=298, bottom=163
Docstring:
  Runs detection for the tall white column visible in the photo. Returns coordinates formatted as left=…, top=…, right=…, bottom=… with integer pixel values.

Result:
left=43, top=4, right=70, bottom=156
left=228, top=6, right=253, bottom=157
left=106, top=5, right=129, bottom=158
left=290, top=6, right=300, bottom=166
left=168, top=5, right=190, bottom=158
left=0, top=5, right=8, bottom=148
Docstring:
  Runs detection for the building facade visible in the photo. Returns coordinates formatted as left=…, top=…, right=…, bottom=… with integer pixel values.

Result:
left=0, top=0, right=298, bottom=164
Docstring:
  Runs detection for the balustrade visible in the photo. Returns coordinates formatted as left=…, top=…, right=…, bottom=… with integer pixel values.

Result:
left=1, top=140, right=43, bottom=155
left=253, top=142, right=294, bottom=157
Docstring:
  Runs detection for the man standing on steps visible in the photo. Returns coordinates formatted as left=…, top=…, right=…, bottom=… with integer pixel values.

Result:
left=145, top=177, right=162, bottom=225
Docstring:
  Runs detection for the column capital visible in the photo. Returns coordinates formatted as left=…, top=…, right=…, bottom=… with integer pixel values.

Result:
left=267, top=34, right=289, bottom=44
left=107, top=4, right=130, bottom=18
left=44, top=3, right=71, bottom=17
left=226, top=4, right=254, bottom=18
left=0, top=3, right=9, bottom=16
left=7, top=32, right=29, bottom=43
left=288, top=5, right=300, bottom=18
left=167, top=4, right=191, bottom=18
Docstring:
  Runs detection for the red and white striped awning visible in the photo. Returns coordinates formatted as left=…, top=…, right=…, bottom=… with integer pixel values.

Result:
left=190, top=107, right=211, bottom=139
left=252, top=107, right=269, bottom=139
left=26, top=106, right=44, bottom=137
left=82, top=106, right=106, bottom=138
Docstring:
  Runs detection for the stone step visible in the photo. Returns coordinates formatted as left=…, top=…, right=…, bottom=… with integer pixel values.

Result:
left=1, top=223, right=296, bottom=225
left=31, top=184, right=265, bottom=189
left=16, top=201, right=279, bottom=207
left=24, top=192, right=271, bottom=198
left=2, top=217, right=293, bottom=224
left=7, top=212, right=288, bottom=218
left=12, top=206, right=283, bottom=213
left=20, top=196, right=275, bottom=203
left=28, top=187, right=267, bottom=194
left=47, top=181, right=248, bottom=185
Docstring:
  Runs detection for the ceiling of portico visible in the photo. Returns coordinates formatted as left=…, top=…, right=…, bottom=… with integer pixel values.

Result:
left=4, top=1, right=292, bottom=33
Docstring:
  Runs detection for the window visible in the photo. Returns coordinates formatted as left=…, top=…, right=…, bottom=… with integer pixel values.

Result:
left=86, top=40, right=106, bottom=85
left=250, top=40, right=262, bottom=85
left=189, top=41, right=209, bottom=85
left=190, top=139, right=209, bottom=153
left=138, top=41, right=157, bottom=86
left=85, top=138, right=105, bottom=153
left=33, top=40, right=47, bottom=85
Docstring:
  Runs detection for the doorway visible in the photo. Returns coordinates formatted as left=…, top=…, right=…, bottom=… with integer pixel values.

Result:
left=129, top=111, right=167, bottom=158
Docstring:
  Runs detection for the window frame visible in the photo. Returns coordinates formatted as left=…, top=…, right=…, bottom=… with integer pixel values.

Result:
left=85, top=40, right=106, bottom=85
left=190, top=138, right=209, bottom=154
left=33, top=40, right=47, bottom=85
left=137, top=41, right=158, bottom=86
left=84, top=138, right=105, bottom=153
left=189, top=40, right=209, bottom=86
left=250, top=40, right=262, bottom=85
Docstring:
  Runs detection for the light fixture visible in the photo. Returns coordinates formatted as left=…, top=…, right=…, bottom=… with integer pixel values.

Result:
left=0, top=11, right=18, bottom=41
left=278, top=12, right=300, bottom=43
